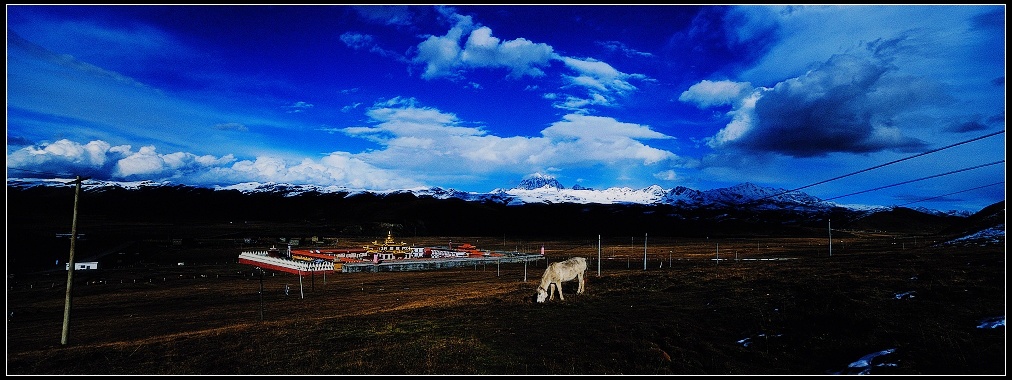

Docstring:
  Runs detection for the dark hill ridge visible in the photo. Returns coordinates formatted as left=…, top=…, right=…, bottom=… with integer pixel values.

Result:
left=6, top=177, right=975, bottom=216
left=7, top=182, right=996, bottom=238
left=6, top=182, right=1003, bottom=274
left=939, top=200, right=1005, bottom=235
left=839, top=206, right=965, bottom=234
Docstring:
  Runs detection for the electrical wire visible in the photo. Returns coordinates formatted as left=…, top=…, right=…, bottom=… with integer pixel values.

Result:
left=754, top=130, right=1005, bottom=202
left=897, top=181, right=1004, bottom=207
left=823, top=160, right=1004, bottom=201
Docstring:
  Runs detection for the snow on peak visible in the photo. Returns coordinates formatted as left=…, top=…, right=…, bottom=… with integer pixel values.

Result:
left=505, top=183, right=668, bottom=205
left=514, top=174, right=564, bottom=190
left=4, top=177, right=864, bottom=212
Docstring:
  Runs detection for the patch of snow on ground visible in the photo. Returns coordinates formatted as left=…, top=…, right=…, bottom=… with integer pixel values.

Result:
left=893, top=291, right=916, bottom=300
left=977, top=316, right=1005, bottom=329
left=944, top=224, right=1005, bottom=245
left=829, top=348, right=898, bottom=375
left=736, top=333, right=783, bottom=347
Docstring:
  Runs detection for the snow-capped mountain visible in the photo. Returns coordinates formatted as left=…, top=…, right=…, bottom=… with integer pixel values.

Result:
left=661, top=182, right=834, bottom=211
left=8, top=176, right=1000, bottom=245
left=7, top=178, right=176, bottom=191
left=498, top=184, right=668, bottom=206
left=513, top=173, right=565, bottom=190
left=0, top=176, right=850, bottom=211
left=0, top=176, right=946, bottom=215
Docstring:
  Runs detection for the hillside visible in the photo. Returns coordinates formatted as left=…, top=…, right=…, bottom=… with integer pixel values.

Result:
left=7, top=182, right=1002, bottom=275
left=6, top=182, right=978, bottom=239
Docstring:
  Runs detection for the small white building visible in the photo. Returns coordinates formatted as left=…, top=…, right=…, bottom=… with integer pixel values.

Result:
left=407, top=247, right=426, bottom=258
left=66, top=261, right=99, bottom=270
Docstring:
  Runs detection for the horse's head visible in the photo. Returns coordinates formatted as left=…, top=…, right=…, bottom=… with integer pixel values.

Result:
left=535, top=286, right=548, bottom=303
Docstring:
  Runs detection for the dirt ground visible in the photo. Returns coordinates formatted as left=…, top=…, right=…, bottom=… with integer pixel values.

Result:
left=5, top=233, right=1006, bottom=375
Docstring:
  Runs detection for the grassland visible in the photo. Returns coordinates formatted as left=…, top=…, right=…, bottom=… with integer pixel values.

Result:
left=6, top=232, right=1006, bottom=375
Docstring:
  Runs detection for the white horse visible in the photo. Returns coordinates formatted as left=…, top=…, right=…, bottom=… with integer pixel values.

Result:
left=535, top=257, right=587, bottom=303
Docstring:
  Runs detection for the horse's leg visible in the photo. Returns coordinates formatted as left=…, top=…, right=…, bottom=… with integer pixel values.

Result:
left=556, top=281, right=564, bottom=300
left=548, top=283, right=556, bottom=300
left=577, top=272, right=585, bottom=294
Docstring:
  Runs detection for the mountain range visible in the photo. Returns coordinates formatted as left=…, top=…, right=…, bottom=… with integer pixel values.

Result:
left=7, top=176, right=1002, bottom=243
left=5, top=175, right=966, bottom=216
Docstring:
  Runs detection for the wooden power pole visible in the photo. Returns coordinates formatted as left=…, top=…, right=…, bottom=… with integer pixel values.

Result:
left=61, top=175, right=87, bottom=345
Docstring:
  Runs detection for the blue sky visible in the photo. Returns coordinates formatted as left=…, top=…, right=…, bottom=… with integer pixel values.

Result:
left=5, top=5, right=1006, bottom=212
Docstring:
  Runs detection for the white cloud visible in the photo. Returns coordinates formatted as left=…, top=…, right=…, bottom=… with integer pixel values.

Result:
left=285, top=101, right=314, bottom=113
left=195, top=153, right=234, bottom=166
left=113, top=145, right=244, bottom=178
left=231, top=156, right=287, bottom=178
left=560, top=56, right=639, bottom=94
left=414, top=34, right=464, bottom=79
left=412, top=11, right=474, bottom=79
left=8, top=139, right=116, bottom=170
left=341, top=102, right=362, bottom=113
left=542, top=114, right=670, bottom=141
left=408, top=8, right=646, bottom=115
left=653, top=170, right=678, bottom=181
left=115, top=146, right=166, bottom=177
left=344, top=97, right=486, bottom=143
left=460, top=26, right=556, bottom=78
left=679, top=79, right=753, bottom=108
left=7, top=139, right=245, bottom=183
left=554, top=56, right=647, bottom=111
left=213, top=154, right=422, bottom=190
left=596, top=40, right=654, bottom=58
left=413, top=21, right=559, bottom=80
left=553, top=95, right=605, bottom=113
left=537, top=114, right=675, bottom=166
left=705, top=90, right=761, bottom=148
left=333, top=99, right=681, bottom=185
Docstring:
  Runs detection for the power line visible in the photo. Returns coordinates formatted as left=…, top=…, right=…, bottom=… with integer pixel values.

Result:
left=898, top=182, right=1004, bottom=207
left=755, top=130, right=1005, bottom=202
left=823, top=160, right=1004, bottom=201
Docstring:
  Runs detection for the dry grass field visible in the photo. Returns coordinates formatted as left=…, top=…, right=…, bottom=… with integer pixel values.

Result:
left=6, top=232, right=1006, bottom=375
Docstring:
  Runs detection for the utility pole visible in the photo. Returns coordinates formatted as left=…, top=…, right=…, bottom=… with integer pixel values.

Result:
left=597, top=234, right=601, bottom=276
left=62, top=175, right=88, bottom=345
left=259, top=267, right=265, bottom=322
left=643, top=233, right=647, bottom=271
left=828, top=219, right=832, bottom=257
